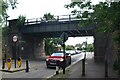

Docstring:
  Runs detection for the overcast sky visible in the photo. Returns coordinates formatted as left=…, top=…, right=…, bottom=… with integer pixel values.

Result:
left=7, top=0, right=71, bottom=19
left=7, top=0, right=99, bottom=45
left=7, top=0, right=102, bottom=19
left=65, top=36, right=94, bottom=46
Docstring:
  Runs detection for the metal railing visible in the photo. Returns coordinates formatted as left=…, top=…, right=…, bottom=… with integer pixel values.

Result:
left=25, top=14, right=88, bottom=25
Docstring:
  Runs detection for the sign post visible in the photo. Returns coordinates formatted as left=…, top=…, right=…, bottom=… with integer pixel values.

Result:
left=13, top=35, right=18, bottom=68
left=60, top=32, right=68, bottom=74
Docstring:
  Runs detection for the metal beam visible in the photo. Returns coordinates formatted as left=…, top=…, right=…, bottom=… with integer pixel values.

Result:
left=69, top=31, right=76, bottom=37
left=77, top=30, right=82, bottom=36
left=85, top=30, right=88, bottom=35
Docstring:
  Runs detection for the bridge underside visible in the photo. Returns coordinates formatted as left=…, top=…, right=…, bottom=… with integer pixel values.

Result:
left=20, top=20, right=95, bottom=37
left=22, top=30, right=94, bottom=38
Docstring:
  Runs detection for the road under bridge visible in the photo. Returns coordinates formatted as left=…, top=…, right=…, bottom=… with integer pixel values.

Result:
left=8, top=15, right=117, bottom=64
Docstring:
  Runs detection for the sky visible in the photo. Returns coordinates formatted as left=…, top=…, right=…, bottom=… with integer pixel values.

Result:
left=7, top=0, right=101, bottom=19
left=7, top=0, right=100, bottom=45
left=7, top=0, right=72, bottom=19
left=65, top=36, right=94, bottom=46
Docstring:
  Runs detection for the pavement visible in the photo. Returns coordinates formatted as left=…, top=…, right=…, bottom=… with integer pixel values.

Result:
left=48, top=58, right=120, bottom=80
left=0, top=58, right=46, bottom=73
left=1, top=53, right=120, bottom=80
left=0, top=61, right=28, bottom=72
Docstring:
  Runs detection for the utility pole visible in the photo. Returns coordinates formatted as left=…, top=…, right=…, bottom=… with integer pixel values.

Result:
left=13, top=35, right=18, bottom=68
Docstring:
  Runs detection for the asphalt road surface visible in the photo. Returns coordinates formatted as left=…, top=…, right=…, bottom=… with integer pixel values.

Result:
left=1, top=52, right=94, bottom=78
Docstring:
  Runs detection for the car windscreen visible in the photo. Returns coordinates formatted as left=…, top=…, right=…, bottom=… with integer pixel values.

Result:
left=51, top=53, right=63, bottom=56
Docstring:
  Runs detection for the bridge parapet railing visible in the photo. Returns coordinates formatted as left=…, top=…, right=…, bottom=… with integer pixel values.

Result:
left=25, top=14, right=88, bottom=25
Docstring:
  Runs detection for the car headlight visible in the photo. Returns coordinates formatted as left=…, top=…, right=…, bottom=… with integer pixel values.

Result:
left=60, top=58, right=64, bottom=62
left=46, top=59, right=49, bottom=61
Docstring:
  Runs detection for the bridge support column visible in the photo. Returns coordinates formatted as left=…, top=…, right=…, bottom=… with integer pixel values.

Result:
left=94, top=33, right=107, bottom=62
left=34, top=38, right=46, bottom=59
left=94, top=32, right=117, bottom=64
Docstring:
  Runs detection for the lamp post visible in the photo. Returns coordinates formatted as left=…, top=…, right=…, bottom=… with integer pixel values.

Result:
left=13, top=35, right=18, bottom=68
left=82, top=37, right=87, bottom=76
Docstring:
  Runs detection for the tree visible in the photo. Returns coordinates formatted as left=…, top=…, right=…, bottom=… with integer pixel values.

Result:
left=42, top=13, right=62, bottom=55
left=0, top=0, right=8, bottom=27
left=17, top=15, right=26, bottom=28
left=66, top=45, right=75, bottom=50
left=0, top=0, right=18, bottom=27
left=1, top=0, right=18, bottom=59
left=65, top=1, right=120, bottom=33
left=1, top=0, right=19, bottom=35
left=45, top=38, right=62, bottom=55
left=86, top=43, right=94, bottom=52
left=65, top=0, right=120, bottom=74
left=41, top=13, right=56, bottom=21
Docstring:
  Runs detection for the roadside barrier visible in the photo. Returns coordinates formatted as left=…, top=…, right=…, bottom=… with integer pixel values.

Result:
left=7, top=58, right=12, bottom=70
left=1, top=57, right=31, bottom=73
left=17, top=57, right=22, bottom=68
left=56, top=60, right=59, bottom=74
left=82, top=53, right=86, bottom=76
left=2, top=59, right=5, bottom=69
left=25, top=60, right=30, bottom=72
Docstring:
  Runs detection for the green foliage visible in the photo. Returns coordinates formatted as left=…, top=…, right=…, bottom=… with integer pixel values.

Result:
left=41, top=13, right=55, bottom=21
left=1, top=0, right=18, bottom=59
left=66, top=45, right=75, bottom=50
left=65, top=1, right=120, bottom=33
left=0, top=1, right=8, bottom=27
left=1, top=1, right=8, bottom=16
left=44, top=38, right=62, bottom=55
left=17, top=15, right=26, bottom=28
left=113, top=31, right=120, bottom=44
left=113, top=58, right=120, bottom=70
left=0, top=0, right=18, bottom=27
left=113, top=50, right=120, bottom=74
left=2, top=27, right=9, bottom=37
left=113, top=31, right=120, bottom=74
left=86, top=44, right=94, bottom=52
left=65, top=0, right=120, bottom=74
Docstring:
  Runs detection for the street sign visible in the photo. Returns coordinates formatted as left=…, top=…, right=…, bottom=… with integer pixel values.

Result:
left=13, top=36, right=18, bottom=42
left=60, top=32, right=68, bottom=42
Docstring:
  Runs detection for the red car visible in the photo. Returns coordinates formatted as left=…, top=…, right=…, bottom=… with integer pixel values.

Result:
left=46, top=52, right=71, bottom=68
